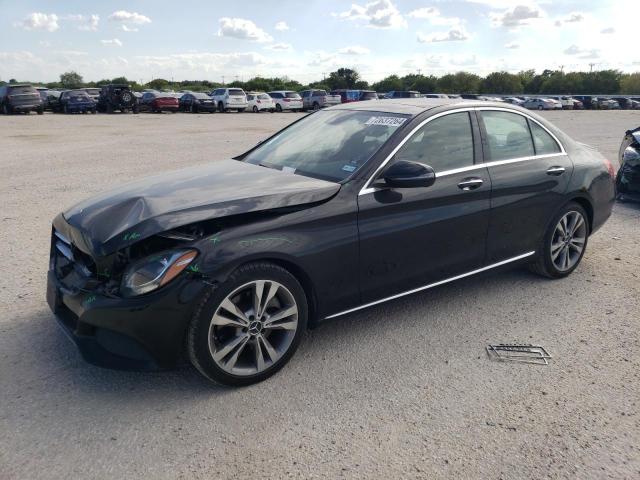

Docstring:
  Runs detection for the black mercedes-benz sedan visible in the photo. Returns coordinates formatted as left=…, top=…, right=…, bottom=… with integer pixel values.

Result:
left=47, top=99, right=616, bottom=385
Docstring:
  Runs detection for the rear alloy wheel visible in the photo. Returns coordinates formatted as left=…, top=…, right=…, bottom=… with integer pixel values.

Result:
left=188, top=262, right=307, bottom=386
left=275, top=104, right=282, bottom=112
left=312, top=102, right=320, bottom=111
left=530, top=202, right=589, bottom=278
left=253, top=105, right=259, bottom=113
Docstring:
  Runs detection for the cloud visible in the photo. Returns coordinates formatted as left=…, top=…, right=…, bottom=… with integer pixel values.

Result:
left=417, top=27, right=470, bottom=43
left=15, top=13, right=59, bottom=32
left=66, top=14, right=99, bottom=31
left=218, top=17, right=273, bottom=42
left=490, top=5, right=543, bottom=28
left=101, top=38, right=123, bottom=47
left=407, top=7, right=461, bottom=26
left=335, top=0, right=407, bottom=29
left=564, top=12, right=584, bottom=23
left=600, top=27, right=615, bottom=34
left=274, top=21, right=289, bottom=31
left=265, top=43, right=292, bottom=51
left=108, top=11, right=151, bottom=25
left=338, top=45, right=370, bottom=55
left=505, top=42, right=520, bottom=49
left=563, top=44, right=599, bottom=59
left=121, top=25, right=139, bottom=32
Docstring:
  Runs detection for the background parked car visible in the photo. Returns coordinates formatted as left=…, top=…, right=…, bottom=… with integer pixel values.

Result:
left=617, top=126, right=640, bottom=202
left=268, top=91, right=303, bottom=112
left=548, top=96, right=575, bottom=109
left=139, top=91, right=179, bottom=113
left=97, top=84, right=139, bottom=113
left=0, top=84, right=44, bottom=114
left=358, top=90, right=378, bottom=101
left=83, top=88, right=100, bottom=103
left=35, top=87, right=48, bottom=104
left=611, top=97, right=633, bottom=110
left=330, top=89, right=361, bottom=103
left=179, top=92, right=217, bottom=113
left=504, top=96, right=525, bottom=106
left=572, top=95, right=595, bottom=109
left=423, top=93, right=449, bottom=99
left=522, top=97, right=556, bottom=110
left=595, top=97, right=620, bottom=110
left=383, top=90, right=420, bottom=99
left=210, top=88, right=248, bottom=112
left=299, top=89, right=341, bottom=110
left=246, top=92, right=274, bottom=113
left=57, top=89, right=96, bottom=114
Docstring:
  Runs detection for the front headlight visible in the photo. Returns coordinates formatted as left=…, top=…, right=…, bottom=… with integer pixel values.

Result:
left=121, top=249, right=198, bottom=297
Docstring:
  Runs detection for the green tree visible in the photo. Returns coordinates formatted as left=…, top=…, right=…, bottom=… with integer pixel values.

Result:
left=60, top=71, right=84, bottom=89
left=620, top=73, right=640, bottom=94
left=326, top=68, right=361, bottom=90
left=371, top=75, right=403, bottom=93
left=145, top=78, right=171, bottom=90
left=437, top=72, right=481, bottom=94
left=481, top=71, right=523, bottom=94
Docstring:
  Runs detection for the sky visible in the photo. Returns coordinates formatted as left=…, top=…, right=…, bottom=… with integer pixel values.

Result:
left=0, top=0, right=635, bottom=84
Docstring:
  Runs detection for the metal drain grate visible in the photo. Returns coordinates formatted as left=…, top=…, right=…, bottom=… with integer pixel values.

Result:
left=486, top=344, right=552, bottom=365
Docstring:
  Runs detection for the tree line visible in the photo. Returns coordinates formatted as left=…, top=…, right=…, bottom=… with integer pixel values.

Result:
left=3, top=68, right=640, bottom=95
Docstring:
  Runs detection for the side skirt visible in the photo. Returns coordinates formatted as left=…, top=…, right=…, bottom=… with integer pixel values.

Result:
left=324, top=251, right=536, bottom=320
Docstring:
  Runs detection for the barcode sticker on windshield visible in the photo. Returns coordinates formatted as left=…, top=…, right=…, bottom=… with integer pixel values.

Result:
left=365, top=116, right=407, bottom=127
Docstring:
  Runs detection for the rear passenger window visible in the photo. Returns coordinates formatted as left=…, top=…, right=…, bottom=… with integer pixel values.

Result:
left=394, top=112, right=474, bottom=172
left=529, top=120, right=561, bottom=155
left=481, top=111, right=534, bottom=161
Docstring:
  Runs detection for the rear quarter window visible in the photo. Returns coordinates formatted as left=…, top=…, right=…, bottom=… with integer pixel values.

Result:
left=529, top=121, right=561, bottom=155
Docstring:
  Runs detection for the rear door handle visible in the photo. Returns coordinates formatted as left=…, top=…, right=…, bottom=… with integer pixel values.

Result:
left=546, top=166, right=566, bottom=176
left=457, top=178, right=483, bottom=191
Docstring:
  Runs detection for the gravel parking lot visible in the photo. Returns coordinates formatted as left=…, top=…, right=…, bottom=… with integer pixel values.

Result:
left=1, top=110, right=639, bottom=479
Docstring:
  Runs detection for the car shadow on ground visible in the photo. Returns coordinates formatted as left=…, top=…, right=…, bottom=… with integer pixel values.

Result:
left=10, top=265, right=548, bottom=403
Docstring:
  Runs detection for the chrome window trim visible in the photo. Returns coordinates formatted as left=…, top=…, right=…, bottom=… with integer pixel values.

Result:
left=358, top=106, right=566, bottom=196
left=324, top=251, right=535, bottom=320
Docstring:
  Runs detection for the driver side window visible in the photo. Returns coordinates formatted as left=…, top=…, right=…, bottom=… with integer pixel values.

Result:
left=394, top=112, right=474, bottom=172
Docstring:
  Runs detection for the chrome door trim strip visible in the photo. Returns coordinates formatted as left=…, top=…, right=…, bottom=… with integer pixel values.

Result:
left=324, top=251, right=536, bottom=320
left=358, top=106, right=567, bottom=196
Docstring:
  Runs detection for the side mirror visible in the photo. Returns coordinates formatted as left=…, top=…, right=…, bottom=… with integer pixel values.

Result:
left=378, top=160, right=436, bottom=189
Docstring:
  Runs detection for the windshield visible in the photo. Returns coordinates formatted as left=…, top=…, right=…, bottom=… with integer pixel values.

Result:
left=243, top=110, right=409, bottom=182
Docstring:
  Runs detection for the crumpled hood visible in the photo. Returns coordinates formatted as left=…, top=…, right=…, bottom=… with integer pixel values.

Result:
left=61, top=159, right=340, bottom=257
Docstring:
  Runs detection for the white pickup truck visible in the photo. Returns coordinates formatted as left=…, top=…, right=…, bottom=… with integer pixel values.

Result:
left=300, top=89, right=342, bottom=111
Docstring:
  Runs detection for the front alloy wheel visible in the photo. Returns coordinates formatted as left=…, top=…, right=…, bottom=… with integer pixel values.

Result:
left=188, top=262, right=307, bottom=385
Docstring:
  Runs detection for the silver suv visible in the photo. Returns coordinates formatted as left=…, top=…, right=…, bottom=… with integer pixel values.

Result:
left=210, top=88, right=248, bottom=112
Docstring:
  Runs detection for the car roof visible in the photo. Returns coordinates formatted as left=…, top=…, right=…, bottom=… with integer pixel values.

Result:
left=329, top=98, right=535, bottom=116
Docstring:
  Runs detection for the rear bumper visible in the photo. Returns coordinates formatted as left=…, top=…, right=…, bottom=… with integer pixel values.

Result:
left=11, top=103, right=41, bottom=111
left=47, top=269, right=207, bottom=370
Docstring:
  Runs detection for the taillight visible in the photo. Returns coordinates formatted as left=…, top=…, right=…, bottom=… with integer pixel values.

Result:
left=603, top=158, right=616, bottom=178
left=283, top=98, right=290, bottom=102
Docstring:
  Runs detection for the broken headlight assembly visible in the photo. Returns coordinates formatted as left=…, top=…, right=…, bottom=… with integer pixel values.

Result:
left=121, top=249, right=198, bottom=297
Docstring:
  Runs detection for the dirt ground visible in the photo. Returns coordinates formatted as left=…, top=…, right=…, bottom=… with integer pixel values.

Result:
left=1, top=109, right=639, bottom=479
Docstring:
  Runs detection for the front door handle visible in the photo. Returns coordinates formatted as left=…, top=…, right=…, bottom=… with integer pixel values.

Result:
left=546, top=166, right=566, bottom=176
left=457, top=178, right=483, bottom=191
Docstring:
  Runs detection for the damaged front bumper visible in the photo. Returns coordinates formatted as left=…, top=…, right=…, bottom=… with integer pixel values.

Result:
left=46, top=222, right=208, bottom=370
left=47, top=269, right=206, bottom=370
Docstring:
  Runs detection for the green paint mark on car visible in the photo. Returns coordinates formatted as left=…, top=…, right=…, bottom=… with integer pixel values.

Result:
left=123, top=232, right=141, bottom=241
left=84, top=294, right=97, bottom=306
left=188, top=264, right=200, bottom=273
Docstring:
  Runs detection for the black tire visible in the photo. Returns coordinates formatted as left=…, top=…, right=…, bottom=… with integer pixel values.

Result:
left=63, top=105, right=69, bottom=114
left=529, top=201, right=589, bottom=279
left=237, top=108, right=245, bottom=113
left=132, top=105, right=139, bottom=114
left=537, top=105, right=543, bottom=110
left=218, top=102, right=226, bottom=113
left=275, top=103, right=282, bottom=112
left=191, top=104, right=198, bottom=113
left=312, top=102, right=320, bottom=111
left=3, top=104, right=11, bottom=115
left=187, top=262, right=308, bottom=386
left=252, top=105, right=259, bottom=113
left=37, top=107, right=44, bottom=115
left=106, top=104, right=114, bottom=114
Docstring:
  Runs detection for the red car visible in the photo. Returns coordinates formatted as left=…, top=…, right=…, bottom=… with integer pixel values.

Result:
left=140, top=91, right=179, bottom=113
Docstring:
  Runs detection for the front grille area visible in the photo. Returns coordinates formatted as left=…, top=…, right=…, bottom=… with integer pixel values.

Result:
left=51, top=229, right=98, bottom=291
